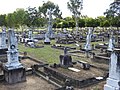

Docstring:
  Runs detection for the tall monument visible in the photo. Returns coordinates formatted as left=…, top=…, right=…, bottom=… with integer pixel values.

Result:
left=3, top=29, right=26, bottom=84
left=104, top=49, right=120, bottom=90
left=84, top=27, right=93, bottom=51
left=44, top=9, right=53, bottom=44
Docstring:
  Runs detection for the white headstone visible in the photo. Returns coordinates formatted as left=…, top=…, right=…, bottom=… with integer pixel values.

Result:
left=104, top=49, right=120, bottom=90
left=28, top=30, right=33, bottom=40
left=107, top=32, right=115, bottom=51
left=84, top=27, right=93, bottom=51
left=5, top=29, right=23, bottom=70
left=0, top=27, right=7, bottom=49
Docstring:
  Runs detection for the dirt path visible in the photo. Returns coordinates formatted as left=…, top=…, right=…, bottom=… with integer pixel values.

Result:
left=0, top=75, right=57, bottom=90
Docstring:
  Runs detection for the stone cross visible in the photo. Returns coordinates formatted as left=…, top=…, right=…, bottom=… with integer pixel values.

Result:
left=0, top=27, right=7, bottom=49
left=107, top=32, right=115, bottom=51
left=5, top=29, right=23, bottom=70
left=84, top=27, right=93, bottom=51
left=104, top=49, right=120, bottom=90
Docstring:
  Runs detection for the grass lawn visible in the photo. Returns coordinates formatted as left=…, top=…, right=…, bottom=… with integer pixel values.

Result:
left=18, top=39, right=104, bottom=64
left=18, top=42, right=63, bottom=64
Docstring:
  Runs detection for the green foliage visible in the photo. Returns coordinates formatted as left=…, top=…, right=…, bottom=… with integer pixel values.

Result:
left=61, top=20, right=69, bottom=28
left=67, top=0, right=83, bottom=16
left=0, top=14, right=7, bottom=26
left=39, top=1, right=62, bottom=18
left=67, top=0, right=83, bottom=30
left=104, top=0, right=120, bottom=26
left=6, top=13, right=16, bottom=27
left=85, top=17, right=98, bottom=27
left=0, top=0, right=119, bottom=29
left=78, top=18, right=85, bottom=27
left=13, top=8, right=26, bottom=27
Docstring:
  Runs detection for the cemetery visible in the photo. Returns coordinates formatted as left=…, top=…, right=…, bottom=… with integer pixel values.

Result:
left=0, top=0, right=120, bottom=90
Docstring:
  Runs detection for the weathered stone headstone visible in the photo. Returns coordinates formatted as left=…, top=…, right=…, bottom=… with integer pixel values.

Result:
left=104, top=49, right=120, bottom=90
left=59, top=47, right=72, bottom=67
left=3, top=29, right=26, bottom=84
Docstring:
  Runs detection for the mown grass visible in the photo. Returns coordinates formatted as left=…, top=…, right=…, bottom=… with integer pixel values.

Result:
left=18, top=42, right=63, bottom=64
left=18, top=39, right=103, bottom=64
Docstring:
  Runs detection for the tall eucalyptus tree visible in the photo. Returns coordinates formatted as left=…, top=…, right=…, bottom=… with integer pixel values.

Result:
left=67, top=0, right=83, bottom=33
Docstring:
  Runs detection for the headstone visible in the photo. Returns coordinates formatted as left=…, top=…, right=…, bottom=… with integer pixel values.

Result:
left=107, top=32, right=115, bottom=51
left=84, top=27, right=93, bottom=51
left=0, top=27, right=7, bottom=55
left=59, top=47, right=73, bottom=67
left=44, top=9, right=53, bottom=44
left=104, top=49, right=120, bottom=90
left=3, top=29, right=26, bottom=84
left=84, top=27, right=93, bottom=57
left=28, top=30, right=33, bottom=40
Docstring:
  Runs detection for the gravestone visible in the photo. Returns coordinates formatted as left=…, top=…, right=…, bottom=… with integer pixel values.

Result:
left=59, top=47, right=73, bottom=67
left=44, top=10, right=53, bottom=44
left=104, top=49, right=120, bottom=90
left=84, top=27, right=93, bottom=57
left=107, top=32, right=115, bottom=51
left=28, top=30, right=33, bottom=40
left=84, top=27, right=93, bottom=51
left=27, top=30, right=35, bottom=47
left=3, top=29, right=26, bottom=84
left=0, top=27, right=7, bottom=54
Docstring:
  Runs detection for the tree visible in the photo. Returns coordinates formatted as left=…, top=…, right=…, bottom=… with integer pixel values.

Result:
left=96, top=16, right=106, bottom=27
left=6, top=13, right=16, bottom=28
left=63, top=17, right=75, bottom=28
left=0, top=14, right=7, bottom=26
left=26, top=7, right=38, bottom=27
left=39, top=1, right=62, bottom=18
left=78, top=18, right=85, bottom=27
left=67, top=0, right=83, bottom=32
left=85, top=17, right=98, bottom=27
left=13, top=8, right=27, bottom=29
left=104, top=0, right=120, bottom=26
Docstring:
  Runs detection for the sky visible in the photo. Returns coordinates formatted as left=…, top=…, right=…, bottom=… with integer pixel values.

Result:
left=0, top=0, right=114, bottom=18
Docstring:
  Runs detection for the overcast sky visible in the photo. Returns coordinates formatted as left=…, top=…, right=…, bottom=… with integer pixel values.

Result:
left=0, top=0, right=114, bottom=18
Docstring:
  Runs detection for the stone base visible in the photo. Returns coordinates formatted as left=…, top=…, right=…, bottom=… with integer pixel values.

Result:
left=0, top=48, right=8, bottom=55
left=3, top=67, right=26, bottom=84
left=104, top=84, right=120, bottom=90
left=104, top=78, right=120, bottom=90
left=84, top=44, right=92, bottom=51
left=44, top=42, right=50, bottom=44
